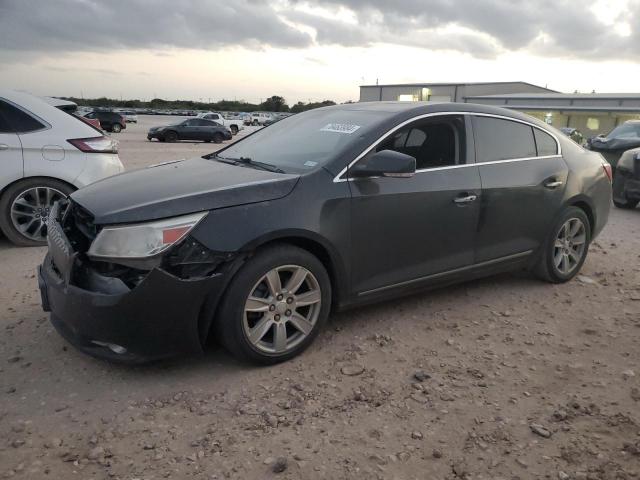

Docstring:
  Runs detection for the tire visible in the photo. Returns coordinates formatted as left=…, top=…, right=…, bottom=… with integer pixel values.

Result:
left=613, top=198, right=639, bottom=209
left=533, top=206, right=591, bottom=283
left=213, top=132, right=224, bottom=144
left=0, top=178, right=74, bottom=247
left=252, top=120, right=259, bottom=126
left=111, top=123, right=122, bottom=133
left=164, top=131, right=178, bottom=142
left=230, top=125, right=238, bottom=135
left=216, top=244, right=331, bottom=364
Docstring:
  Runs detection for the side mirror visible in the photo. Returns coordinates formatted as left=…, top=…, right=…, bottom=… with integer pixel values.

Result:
left=350, top=150, right=416, bottom=179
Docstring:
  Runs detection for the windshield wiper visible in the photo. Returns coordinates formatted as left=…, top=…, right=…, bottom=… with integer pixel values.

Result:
left=214, top=155, right=285, bottom=174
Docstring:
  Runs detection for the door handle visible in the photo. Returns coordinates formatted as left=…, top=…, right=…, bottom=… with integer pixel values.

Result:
left=453, top=194, right=478, bottom=204
left=0, top=144, right=9, bottom=151
left=544, top=180, right=564, bottom=189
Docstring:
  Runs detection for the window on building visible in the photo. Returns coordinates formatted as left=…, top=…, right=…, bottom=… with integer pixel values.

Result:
left=586, top=118, right=600, bottom=131
left=473, top=116, right=537, bottom=162
left=534, top=129, right=558, bottom=156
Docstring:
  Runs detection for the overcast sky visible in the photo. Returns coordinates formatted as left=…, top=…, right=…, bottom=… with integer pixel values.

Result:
left=1, top=0, right=639, bottom=103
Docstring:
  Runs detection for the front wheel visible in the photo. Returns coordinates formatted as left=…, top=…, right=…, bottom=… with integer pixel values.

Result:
left=216, top=245, right=331, bottom=364
left=533, top=206, right=591, bottom=283
left=213, top=132, right=224, bottom=144
left=164, top=131, right=178, bottom=142
left=0, top=178, right=74, bottom=246
left=230, top=125, right=238, bottom=135
left=111, top=123, right=122, bottom=133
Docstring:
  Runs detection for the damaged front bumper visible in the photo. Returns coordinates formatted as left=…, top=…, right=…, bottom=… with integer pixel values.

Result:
left=37, top=204, right=235, bottom=363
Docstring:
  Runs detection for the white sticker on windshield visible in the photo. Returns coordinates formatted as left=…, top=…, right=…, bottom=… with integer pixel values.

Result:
left=304, top=161, right=318, bottom=167
left=320, top=123, right=361, bottom=134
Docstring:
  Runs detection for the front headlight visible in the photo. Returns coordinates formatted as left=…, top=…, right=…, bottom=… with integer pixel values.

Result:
left=88, top=212, right=207, bottom=259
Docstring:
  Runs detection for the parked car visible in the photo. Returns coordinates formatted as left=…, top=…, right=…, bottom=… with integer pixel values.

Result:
left=74, top=114, right=102, bottom=130
left=120, top=111, right=138, bottom=123
left=586, top=120, right=640, bottom=170
left=249, top=112, right=273, bottom=126
left=0, top=89, right=123, bottom=246
left=38, top=102, right=611, bottom=364
left=147, top=118, right=232, bottom=143
left=559, top=127, right=584, bottom=145
left=197, top=112, right=244, bottom=135
left=84, top=111, right=126, bottom=133
left=612, top=147, right=640, bottom=209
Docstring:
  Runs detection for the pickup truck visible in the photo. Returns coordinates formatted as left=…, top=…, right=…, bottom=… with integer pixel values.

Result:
left=197, top=112, right=244, bottom=135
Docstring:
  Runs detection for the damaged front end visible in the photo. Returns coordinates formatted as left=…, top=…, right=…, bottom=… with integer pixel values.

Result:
left=38, top=200, right=240, bottom=362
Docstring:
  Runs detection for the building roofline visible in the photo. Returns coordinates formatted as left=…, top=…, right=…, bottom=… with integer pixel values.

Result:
left=495, top=104, right=640, bottom=113
left=359, top=81, right=558, bottom=92
left=466, top=93, right=640, bottom=100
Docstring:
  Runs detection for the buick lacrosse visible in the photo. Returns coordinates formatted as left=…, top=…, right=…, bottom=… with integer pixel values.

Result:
left=38, top=102, right=612, bottom=364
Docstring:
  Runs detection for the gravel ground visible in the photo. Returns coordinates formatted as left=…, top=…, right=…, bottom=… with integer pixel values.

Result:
left=0, top=117, right=639, bottom=479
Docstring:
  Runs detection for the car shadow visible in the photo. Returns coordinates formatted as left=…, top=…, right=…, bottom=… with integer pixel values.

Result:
left=91, top=269, right=541, bottom=378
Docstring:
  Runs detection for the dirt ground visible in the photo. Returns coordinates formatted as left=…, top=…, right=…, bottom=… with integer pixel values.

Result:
left=1, top=116, right=639, bottom=480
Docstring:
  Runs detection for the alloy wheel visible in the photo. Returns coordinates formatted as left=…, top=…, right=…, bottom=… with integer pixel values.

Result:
left=553, top=217, right=587, bottom=275
left=243, top=265, right=322, bottom=354
left=10, top=187, right=65, bottom=242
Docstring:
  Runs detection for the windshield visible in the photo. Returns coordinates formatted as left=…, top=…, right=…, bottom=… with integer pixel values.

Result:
left=217, top=108, right=386, bottom=173
left=606, top=122, right=640, bottom=140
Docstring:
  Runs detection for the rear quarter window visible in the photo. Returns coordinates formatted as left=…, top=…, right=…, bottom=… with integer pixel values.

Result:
left=0, top=99, right=46, bottom=133
left=473, top=116, right=537, bottom=162
left=534, top=129, right=558, bottom=156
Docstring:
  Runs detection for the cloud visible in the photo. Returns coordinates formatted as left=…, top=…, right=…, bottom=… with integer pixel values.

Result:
left=1, top=0, right=639, bottom=62
left=0, top=0, right=312, bottom=55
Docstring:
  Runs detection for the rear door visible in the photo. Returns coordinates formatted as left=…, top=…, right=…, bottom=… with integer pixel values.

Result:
left=472, top=115, right=568, bottom=262
left=349, top=114, right=481, bottom=296
left=0, top=100, right=24, bottom=184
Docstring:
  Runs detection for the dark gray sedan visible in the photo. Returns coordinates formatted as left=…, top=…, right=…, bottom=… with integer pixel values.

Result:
left=147, top=118, right=232, bottom=143
left=39, top=102, right=612, bottom=365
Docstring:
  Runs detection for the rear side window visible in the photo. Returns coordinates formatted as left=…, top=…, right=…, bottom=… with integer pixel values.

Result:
left=534, top=129, right=558, bottom=156
left=0, top=100, right=46, bottom=133
left=0, top=110, right=11, bottom=133
left=473, top=116, right=536, bottom=162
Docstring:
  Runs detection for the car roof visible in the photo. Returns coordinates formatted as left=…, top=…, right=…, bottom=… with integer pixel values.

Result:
left=0, top=89, right=97, bottom=136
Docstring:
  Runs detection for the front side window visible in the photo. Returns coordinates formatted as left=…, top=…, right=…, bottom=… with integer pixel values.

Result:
left=473, top=116, right=536, bottom=162
left=534, top=128, right=558, bottom=156
left=374, top=116, right=463, bottom=170
left=0, top=100, right=46, bottom=133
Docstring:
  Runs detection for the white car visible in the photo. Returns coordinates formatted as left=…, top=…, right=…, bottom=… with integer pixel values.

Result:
left=120, top=110, right=138, bottom=123
left=0, top=90, right=124, bottom=246
left=196, top=112, right=244, bottom=135
left=249, top=112, right=274, bottom=126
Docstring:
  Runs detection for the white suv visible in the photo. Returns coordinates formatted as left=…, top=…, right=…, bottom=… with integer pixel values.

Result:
left=0, top=90, right=124, bottom=246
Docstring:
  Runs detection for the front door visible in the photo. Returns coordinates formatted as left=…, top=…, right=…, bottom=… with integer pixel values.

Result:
left=349, top=115, right=481, bottom=296
left=471, top=115, right=569, bottom=262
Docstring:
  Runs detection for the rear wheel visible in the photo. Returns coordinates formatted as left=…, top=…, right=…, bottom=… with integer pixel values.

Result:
left=111, top=123, right=122, bottom=133
left=0, top=178, right=73, bottom=246
left=164, top=130, right=178, bottom=142
left=216, top=245, right=331, bottom=364
left=534, top=206, right=591, bottom=283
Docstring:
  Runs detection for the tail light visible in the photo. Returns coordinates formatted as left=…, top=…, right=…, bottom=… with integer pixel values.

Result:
left=67, top=136, right=118, bottom=154
left=602, top=162, right=612, bottom=182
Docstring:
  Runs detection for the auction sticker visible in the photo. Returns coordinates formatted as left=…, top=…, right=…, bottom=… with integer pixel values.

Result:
left=320, top=123, right=361, bottom=134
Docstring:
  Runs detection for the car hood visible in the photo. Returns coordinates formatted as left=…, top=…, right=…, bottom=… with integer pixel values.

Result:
left=71, top=157, right=300, bottom=225
left=589, top=136, right=640, bottom=152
